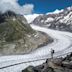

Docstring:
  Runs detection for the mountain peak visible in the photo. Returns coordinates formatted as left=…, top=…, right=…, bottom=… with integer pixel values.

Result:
left=0, top=10, right=34, bottom=42
left=32, top=6, right=72, bottom=32
left=67, top=6, right=72, bottom=11
left=46, top=9, right=64, bottom=15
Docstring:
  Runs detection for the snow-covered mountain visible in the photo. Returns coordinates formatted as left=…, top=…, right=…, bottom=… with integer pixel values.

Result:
left=46, top=9, right=64, bottom=15
left=24, top=14, right=41, bottom=23
left=32, top=6, right=72, bottom=32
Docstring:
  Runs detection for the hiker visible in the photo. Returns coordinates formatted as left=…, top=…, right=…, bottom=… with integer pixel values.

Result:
left=51, top=49, right=55, bottom=59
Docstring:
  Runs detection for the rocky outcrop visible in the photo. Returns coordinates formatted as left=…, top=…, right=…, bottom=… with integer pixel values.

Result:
left=22, top=53, right=72, bottom=72
left=0, top=11, right=53, bottom=55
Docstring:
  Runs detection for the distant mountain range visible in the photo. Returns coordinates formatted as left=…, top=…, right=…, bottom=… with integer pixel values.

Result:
left=32, top=6, right=72, bottom=32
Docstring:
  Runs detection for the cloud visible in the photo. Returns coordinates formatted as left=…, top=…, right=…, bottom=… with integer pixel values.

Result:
left=22, top=4, right=34, bottom=15
left=0, top=0, right=34, bottom=15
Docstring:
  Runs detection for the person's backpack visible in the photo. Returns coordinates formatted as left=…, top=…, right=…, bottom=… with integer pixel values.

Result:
left=52, top=50, right=54, bottom=54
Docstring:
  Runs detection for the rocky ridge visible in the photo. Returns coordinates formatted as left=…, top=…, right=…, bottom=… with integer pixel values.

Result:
left=32, top=6, right=72, bottom=32
left=0, top=11, right=53, bottom=55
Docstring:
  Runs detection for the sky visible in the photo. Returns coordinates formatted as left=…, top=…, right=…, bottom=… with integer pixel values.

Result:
left=0, top=0, right=72, bottom=15
left=18, top=0, right=72, bottom=14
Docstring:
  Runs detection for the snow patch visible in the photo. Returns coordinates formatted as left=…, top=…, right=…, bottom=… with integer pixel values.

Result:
left=59, top=12, right=72, bottom=23
left=45, top=17, right=54, bottom=23
left=12, top=17, right=16, bottom=21
left=46, top=9, right=64, bottom=15
left=24, top=14, right=40, bottom=23
left=67, top=6, right=72, bottom=10
left=41, top=20, right=44, bottom=23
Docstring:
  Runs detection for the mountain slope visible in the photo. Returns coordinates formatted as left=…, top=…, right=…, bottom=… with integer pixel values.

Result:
left=0, top=11, right=34, bottom=42
left=32, top=6, right=72, bottom=32
left=0, top=11, right=52, bottom=55
left=24, top=14, right=40, bottom=23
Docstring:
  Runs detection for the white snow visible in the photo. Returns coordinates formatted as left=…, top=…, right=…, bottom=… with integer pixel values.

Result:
left=12, top=18, right=16, bottom=21
left=24, top=14, right=40, bottom=23
left=41, top=20, right=44, bottom=23
left=45, top=17, right=54, bottom=23
left=0, top=25, right=72, bottom=72
left=67, top=6, right=72, bottom=10
left=46, top=9, right=64, bottom=15
left=59, top=12, right=72, bottom=24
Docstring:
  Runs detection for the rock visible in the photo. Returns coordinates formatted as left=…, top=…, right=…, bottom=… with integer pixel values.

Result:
left=63, top=53, right=72, bottom=61
left=62, top=61, right=72, bottom=69
left=22, top=66, right=34, bottom=72
left=54, top=67, right=72, bottom=72
left=42, top=67, right=55, bottom=72
left=22, top=65, right=55, bottom=72
left=52, top=58, right=63, bottom=66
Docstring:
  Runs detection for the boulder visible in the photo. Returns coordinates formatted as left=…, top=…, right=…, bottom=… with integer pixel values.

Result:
left=62, top=61, right=72, bottom=69
left=22, top=66, right=34, bottom=72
